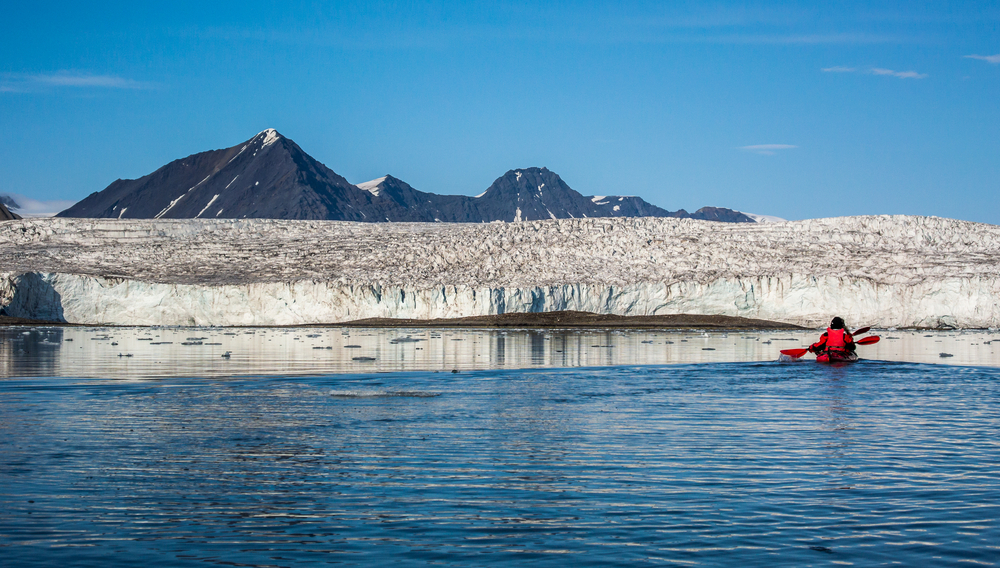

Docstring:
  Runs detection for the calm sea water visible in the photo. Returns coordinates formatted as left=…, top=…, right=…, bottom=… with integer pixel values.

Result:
left=1, top=327, right=999, bottom=566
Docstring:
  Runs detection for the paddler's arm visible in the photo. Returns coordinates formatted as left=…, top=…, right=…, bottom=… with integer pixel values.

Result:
left=809, top=332, right=829, bottom=354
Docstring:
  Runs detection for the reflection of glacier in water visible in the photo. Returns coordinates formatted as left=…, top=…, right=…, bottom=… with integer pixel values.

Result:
left=1, top=326, right=998, bottom=378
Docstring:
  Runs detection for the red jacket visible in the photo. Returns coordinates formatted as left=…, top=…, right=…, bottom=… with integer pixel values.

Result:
left=810, top=328, right=855, bottom=354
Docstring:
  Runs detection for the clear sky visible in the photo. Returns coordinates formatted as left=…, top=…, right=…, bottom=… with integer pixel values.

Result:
left=2, top=1, right=998, bottom=223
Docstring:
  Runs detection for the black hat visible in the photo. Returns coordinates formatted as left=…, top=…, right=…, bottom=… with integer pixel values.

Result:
left=831, top=317, right=845, bottom=329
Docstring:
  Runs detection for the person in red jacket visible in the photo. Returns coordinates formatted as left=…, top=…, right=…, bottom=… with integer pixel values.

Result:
left=809, top=317, right=856, bottom=356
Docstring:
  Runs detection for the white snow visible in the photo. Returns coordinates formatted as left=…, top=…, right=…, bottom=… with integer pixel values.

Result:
left=154, top=195, right=186, bottom=220
left=742, top=212, right=788, bottom=223
left=613, top=205, right=620, bottom=212
left=356, top=176, right=387, bottom=197
left=259, top=128, right=280, bottom=148
left=154, top=175, right=212, bottom=219
left=515, top=171, right=522, bottom=181
left=196, top=195, right=221, bottom=219
left=474, top=191, right=487, bottom=198
left=547, top=209, right=557, bottom=220
left=2, top=215, right=1000, bottom=328
left=117, top=207, right=127, bottom=219
left=591, top=196, right=606, bottom=203
left=226, top=145, right=248, bottom=165
left=216, top=209, right=224, bottom=217
left=514, top=207, right=522, bottom=222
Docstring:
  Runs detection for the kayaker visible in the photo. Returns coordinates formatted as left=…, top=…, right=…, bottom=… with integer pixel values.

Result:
left=808, top=317, right=856, bottom=358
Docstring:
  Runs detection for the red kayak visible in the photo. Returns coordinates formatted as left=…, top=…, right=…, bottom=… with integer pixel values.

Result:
left=780, top=335, right=878, bottom=363
left=816, top=351, right=859, bottom=364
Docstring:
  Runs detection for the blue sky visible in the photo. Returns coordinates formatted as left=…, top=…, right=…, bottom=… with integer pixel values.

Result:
left=2, top=1, right=998, bottom=223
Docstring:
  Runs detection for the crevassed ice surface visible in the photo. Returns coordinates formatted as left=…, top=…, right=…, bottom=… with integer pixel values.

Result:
left=2, top=215, right=1000, bottom=327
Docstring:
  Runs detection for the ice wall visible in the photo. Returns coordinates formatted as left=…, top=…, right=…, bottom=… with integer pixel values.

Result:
left=1, top=272, right=997, bottom=328
left=2, top=215, right=999, bottom=328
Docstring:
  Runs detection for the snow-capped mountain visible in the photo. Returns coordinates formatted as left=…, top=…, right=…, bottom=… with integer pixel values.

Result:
left=57, top=129, right=752, bottom=223
left=57, top=129, right=376, bottom=221
left=469, top=167, right=681, bottom=221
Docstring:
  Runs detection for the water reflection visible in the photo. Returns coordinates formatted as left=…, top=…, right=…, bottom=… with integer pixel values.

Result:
left=1, top=358, right=998, bottom=566
left=0, top=326, right=998, bottom=378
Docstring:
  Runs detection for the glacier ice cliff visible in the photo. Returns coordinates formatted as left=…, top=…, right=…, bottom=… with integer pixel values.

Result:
left=1, top=216, right=998, bottom=328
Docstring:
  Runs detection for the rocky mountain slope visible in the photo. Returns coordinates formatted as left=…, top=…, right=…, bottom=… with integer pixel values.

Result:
left=0, top=202, right=19, bottom=221
left=57, top=129, right=753, bottom=223
left=2, top=215, right=997, bottom=327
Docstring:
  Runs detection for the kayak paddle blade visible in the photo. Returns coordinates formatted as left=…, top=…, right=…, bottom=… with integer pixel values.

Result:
left=780, top=348, right=810, bottom=358
left=857, top=336, right=880, bottom=345
left=853, top=326, right=871, bottom=336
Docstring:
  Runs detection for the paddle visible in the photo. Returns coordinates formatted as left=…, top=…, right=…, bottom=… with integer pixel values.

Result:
left=780, top=348, right=811, bottom=359
left=780, top=334, right=881, bottom=359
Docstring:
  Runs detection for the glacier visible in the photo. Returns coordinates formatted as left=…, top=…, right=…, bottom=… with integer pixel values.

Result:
left=1, top=215, right=999, bottom=328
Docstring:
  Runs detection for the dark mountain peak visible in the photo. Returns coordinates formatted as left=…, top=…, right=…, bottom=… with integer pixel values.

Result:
left=247, top=128, right=285, bottom=149
left=483, top=167, right=572, bottom=200
left=690, top=207, right=755, bottom=223
left=504, top=167, right=559, bottom=185
left=58, top=128, right=361, bottom=221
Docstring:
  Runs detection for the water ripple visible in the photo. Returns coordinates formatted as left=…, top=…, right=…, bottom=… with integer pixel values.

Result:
left=1, top=362, right=998, bottom=566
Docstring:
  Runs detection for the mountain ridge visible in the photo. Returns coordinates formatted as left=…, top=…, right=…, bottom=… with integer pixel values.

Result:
left=57, top=129, right=754, bottom=223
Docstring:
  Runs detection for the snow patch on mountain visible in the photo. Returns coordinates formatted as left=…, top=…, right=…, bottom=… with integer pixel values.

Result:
left=259, top=128, right=280, bottom=147
left=356, top=176, right=387, bottom=196
left=196, top=195, right=220, bottom=218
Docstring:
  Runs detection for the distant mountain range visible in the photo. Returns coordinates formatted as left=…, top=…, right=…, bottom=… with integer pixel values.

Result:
left=57, top=129, right=754, bottom=223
